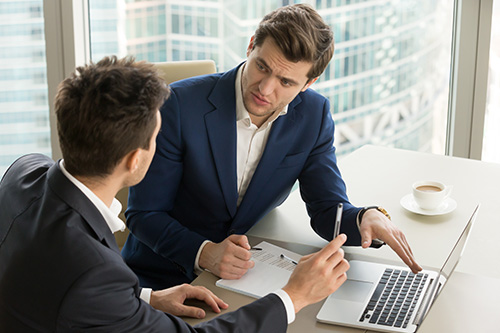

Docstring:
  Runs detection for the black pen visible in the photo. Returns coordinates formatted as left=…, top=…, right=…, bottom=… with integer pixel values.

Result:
left=333, top=203, right=343, bottom=239
left=250, top=247, right=262, bottom=251
left=280, top=253, right=298, bottom=265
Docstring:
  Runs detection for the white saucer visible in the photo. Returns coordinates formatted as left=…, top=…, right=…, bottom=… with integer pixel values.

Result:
left=400, top=194, right=457, bottom=216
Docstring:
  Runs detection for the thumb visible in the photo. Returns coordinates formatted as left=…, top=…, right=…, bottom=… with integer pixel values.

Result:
left=360, top=229, right=372, bottom=249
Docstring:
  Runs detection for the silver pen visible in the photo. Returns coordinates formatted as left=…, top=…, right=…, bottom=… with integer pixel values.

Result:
left=280, top=253, right=298, bottom=265
left=333, top=203, right=343, bottom=239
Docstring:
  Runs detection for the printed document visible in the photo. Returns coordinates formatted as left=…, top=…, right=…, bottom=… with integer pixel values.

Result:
left=215, top=241, right=301, bottom=298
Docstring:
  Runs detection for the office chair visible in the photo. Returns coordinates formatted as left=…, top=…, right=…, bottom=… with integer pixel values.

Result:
left=114, top=59, right=217, bottom=249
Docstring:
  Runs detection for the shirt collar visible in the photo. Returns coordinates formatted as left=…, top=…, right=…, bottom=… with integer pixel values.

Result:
left=59, top=160, right=125, bottom=234
left=235, top=63, right=288, bottom=129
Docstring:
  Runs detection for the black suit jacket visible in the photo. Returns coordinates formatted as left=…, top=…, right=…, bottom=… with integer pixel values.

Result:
left=0, top=154, right=287, bottom=332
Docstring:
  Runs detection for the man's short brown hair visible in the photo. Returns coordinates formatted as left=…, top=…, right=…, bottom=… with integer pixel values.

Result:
left=55, top=56, right=170, bottom=177
left=253, top=4, right=334, bottom=80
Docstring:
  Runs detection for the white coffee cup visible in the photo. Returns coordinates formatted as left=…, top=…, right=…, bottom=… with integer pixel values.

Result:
left=412, top=180, right=452, bottom=210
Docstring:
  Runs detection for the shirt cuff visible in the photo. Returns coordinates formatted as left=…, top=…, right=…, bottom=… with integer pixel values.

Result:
left=140, top=287, right=152, bottom=304
left=356, top=209, right=363, bottom=231
left=273, top=289, right=296, bottom=324
left=194, top=240, right=212, bottom=275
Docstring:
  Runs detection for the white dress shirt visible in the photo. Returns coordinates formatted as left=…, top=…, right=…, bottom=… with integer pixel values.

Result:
left=59, top=160, right=152, bottom=304
left=235, top=64, right=288, bottom=206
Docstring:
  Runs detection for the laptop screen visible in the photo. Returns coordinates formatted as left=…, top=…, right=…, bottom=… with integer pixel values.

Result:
left=416, top=204, right=479, bottom=327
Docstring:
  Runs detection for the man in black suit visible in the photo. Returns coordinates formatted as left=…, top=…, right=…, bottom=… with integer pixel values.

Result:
left=0, top=56, right=349, bottom=332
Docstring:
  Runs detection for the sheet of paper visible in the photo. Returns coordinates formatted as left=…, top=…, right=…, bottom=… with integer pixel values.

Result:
left=215, top=241, right=302, bottom=298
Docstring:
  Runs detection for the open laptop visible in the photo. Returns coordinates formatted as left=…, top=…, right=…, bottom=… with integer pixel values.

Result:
left=316, top=204, right=479, bottom=333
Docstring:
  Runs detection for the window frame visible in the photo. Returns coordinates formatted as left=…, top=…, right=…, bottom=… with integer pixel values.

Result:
left=447, top=0, right=493, bottom=159
left=43, top=0, right=90, bottom=160
left=43, top=0, right=493, bottom=161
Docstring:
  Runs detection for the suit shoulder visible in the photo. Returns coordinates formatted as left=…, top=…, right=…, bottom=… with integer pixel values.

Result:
left=170, top=72, right=222, bottom=94
left=161, top=72, right=223, bottom=113
left=1, top=153, right=53, bottom=184
left=299, top=88, right=328, bottom=103
left=292, top=88, right=330, bottom=119
left=0, top=154, right=54, bottom=230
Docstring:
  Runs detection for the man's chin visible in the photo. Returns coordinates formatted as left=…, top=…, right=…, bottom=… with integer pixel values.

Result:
left=248, top=109, right=274, bottom=119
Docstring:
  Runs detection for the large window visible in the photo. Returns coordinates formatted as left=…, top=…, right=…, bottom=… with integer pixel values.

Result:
left=0, top=0, right=494, bottom=179
left=88, top=0, right=453, bottom=157
left=0, top=0, right=51, bottom=176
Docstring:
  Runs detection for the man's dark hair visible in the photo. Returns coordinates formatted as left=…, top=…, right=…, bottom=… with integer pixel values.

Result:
left=55, top=56, right=170, bottom=177
left=253, top=4, right=334, bottom=80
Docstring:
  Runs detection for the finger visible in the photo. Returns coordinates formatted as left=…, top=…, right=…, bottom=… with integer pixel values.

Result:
left=326, top=247, right=345, bottom=266
left=336, top=270, right=348, bottom=284
left=176, top=304, right=206, bottom=319
left=234, top=258, right=255, bottom=270
left=315, top=234, right=347, bottom=260
left=236, top=234, right=251, bottom=250
left=333, top=260, right=350, bottom=281
left=228, top=234, right=251, bottom=250
left=220, top=246, right=253, bottom=268
left=385, top=234, right=421, bottom=273
left=189, top=286, right=229, bottom=313
left=399, top=240, right=421, bottom=273
left=232, top=244, right=253, bottom=261
left=394, top=233, right=414, bottom=260
left=218, top=261, right=252, bottom=279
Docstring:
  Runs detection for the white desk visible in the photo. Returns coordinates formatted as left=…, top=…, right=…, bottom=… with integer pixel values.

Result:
left=188, top=145, right=500, bottom=332
left=248, top=145, right=500, bottom=279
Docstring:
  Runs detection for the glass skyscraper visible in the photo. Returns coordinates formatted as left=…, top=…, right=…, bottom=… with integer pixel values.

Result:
left=0, top=0, right=453, bottom=177
left=0, top=0, right=50, bottom=176
left=90, top=0, right=452, bottom=157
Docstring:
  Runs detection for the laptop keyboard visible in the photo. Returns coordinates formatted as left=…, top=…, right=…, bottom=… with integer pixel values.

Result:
left=359, top=268, right=428, bottom=328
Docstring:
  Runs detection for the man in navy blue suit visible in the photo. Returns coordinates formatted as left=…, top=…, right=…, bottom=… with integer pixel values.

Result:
left=0, top=56, right=350, bottom=331
left=123, top=4, right=422, bottom=290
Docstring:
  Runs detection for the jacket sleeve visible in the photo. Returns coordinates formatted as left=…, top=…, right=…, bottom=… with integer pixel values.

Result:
left=56, top=261, right=287, bottom=333
left=126, top=89, right=207, bottom=280
left=297, top=97, right=362, bottom=246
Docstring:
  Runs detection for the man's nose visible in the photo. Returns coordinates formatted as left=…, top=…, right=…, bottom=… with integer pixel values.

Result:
left=258, top=76, right=276, bottom=96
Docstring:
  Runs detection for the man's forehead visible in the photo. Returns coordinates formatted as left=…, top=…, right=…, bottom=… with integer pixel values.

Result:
left=253, top=40, right=312, bottom=81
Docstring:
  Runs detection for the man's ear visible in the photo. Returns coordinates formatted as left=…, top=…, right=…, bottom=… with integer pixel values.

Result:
left=246, top=36, right=255, bottom=57
left=301, top=77, right=319, bottom=92
left=124, top=149, right=141, bottom=173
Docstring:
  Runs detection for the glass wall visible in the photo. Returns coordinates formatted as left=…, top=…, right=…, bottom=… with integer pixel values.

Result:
left=0, top=0, right=50, bottom=177
left=89, top=0, right=454, bottom=157
left=482, top=0, right=500, bottom=164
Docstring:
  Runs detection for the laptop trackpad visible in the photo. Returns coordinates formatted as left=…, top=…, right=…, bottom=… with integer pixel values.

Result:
left=332, top=279, right=373, bottom=303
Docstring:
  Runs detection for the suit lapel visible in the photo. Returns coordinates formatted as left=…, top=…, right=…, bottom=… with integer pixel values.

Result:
left=205, top=66, right=240, bottom=217
left=47, top=163, right=120, bottom=253
left=233, top=96, right=303, bottom=226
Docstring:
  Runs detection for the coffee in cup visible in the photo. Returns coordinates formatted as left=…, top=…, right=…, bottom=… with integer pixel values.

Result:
left=412, top=180, right=452, bottom=210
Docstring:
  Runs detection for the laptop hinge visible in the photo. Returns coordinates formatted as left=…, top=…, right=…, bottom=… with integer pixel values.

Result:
left=413, top=279, right=442, bottom=326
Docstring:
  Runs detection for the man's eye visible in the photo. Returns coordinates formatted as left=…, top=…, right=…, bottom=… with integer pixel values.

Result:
left=282, top=79, right=291, bottom=86
left=257, top=63, right=265, bottom=71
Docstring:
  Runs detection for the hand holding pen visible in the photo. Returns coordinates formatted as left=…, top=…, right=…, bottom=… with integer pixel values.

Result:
left=199, top=234, right=255, bottom=280
left=280, top=203, right=343, bottom=267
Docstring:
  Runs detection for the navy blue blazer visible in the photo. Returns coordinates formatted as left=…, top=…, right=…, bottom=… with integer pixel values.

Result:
left=0, top=154, right=287, bottom=332
left=123, top=63, right=362, bottom=289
